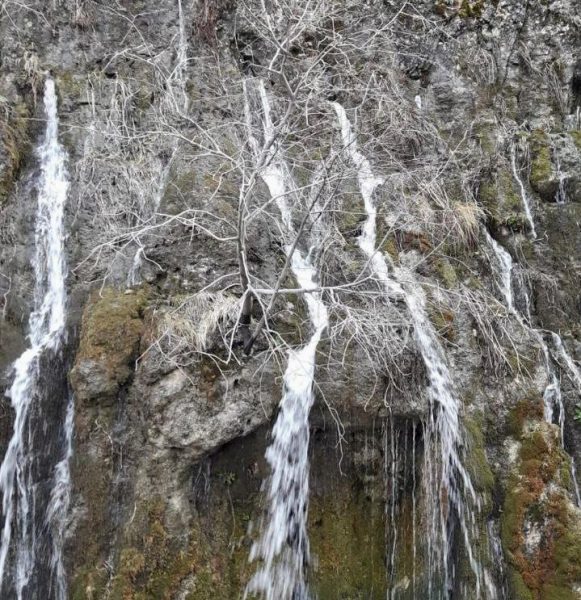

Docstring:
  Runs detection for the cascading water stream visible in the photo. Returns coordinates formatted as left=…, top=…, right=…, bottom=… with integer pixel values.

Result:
left=483, top=230, right=514, bottom=312
left=483, top=230, right=580, bottom=503
left=509, top=144, right=537, bottom=238
left=333, top=102, right=489, bottom=598
left=483, top=229, right=562, bottom=425
left=45, top=396, right=74, bottom=600
left=550, top=333, right=581, bottom=504
left=553, top=148, right=568, bottom=205
left=244, top=80, right=328, bottom=600
left=0, top=77, right=71, bottom=598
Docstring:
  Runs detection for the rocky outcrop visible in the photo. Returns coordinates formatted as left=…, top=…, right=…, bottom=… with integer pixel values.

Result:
left=0, top=0, right=581, bottom=598
left=70, top=288, right=149, bottom=404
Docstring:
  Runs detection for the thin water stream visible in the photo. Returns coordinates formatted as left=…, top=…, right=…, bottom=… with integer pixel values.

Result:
left=510, top=144, right=537, bottom=238
left=244, top=80, right=328, bottom=600
left=333, top=102, right=490, bottom=598
left=483, top=229, right=580, bottom=504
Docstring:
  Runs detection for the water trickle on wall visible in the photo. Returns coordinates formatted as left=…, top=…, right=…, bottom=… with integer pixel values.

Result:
left=483, top=227, right=581, bottom=504
left=0, top=78, right=72, bottom=599
left=553, top=148, right=568, bottom=204
left=45, top=396, right=74, bottom=600
left=550, top=332, right=581, bottom=504
left=510, top=143, right=537, bottom=238
left=333, top=102, right=491, bottom=598
left=244, top=80, right=328, bottom=600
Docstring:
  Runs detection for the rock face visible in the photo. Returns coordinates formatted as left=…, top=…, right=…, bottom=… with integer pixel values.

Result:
left=1, top=0, right=581, bottom=599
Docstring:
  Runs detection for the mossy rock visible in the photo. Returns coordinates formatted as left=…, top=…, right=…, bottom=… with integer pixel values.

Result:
left=458, top=0, right=486, bottom=18
left=381, top=235, right=399, bottom=262
left=506, top=395, right=546, bottom=439
left=428, top=304, right=456, bottom=342
left=56, top=70, right=87, bottom=100
left=464, top=415, right=495, bottom=498
left=432, top=257, right=458, bottom=288
left=474, top=121, right=498, bottom=155
left=479, top=167, right=529, bottom=233
left=70, top=288, right=149, bottom=404
left=501, top=420, right=581, bottom=599
left=529, top=129, right=557, bottom=202
left=309, top=494, right=388, bottom=598
left=434, top=0, right=485, bottom=18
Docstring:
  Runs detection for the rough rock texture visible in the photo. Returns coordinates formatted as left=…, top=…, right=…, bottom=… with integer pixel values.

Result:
left=0, top=0, right=581, bottom=598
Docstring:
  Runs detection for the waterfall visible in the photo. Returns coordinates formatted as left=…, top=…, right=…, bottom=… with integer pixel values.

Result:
left=244, top=81, right=328, bottom=600
left=0, top=78, right=71, bottom=598
left=333, top=102, right=488, bottom=598
left=483, top=231, right=580, bottom=503
left=509, top=144, right=537, bottom=238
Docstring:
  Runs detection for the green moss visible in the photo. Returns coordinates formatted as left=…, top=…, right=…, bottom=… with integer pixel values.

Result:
left=309, top=493, right=388, bottom=598
left=69, top=440, right=113, bottom=599
left=134, top=87, right=154, bottom=111
left=506, top=397, right=544, bottom=438
left=480, top=167, right=528, bottom=231
left=162, top=170, right=199, bottom=213
left=499, top=171, right=522, bottom=211
left=70, top=566, right=108, bottom=600
left=70, top=288, right=149, bottom=402
left=428, top=305, right=455, bottom=341
left=479, top=180, right=496, bottom=207
left=474, top=122, right=497, bottom=155
left=529, top=129, right=553, bottom=195
left=501, top=421, right=581, bottom=599
left=107, top=499, right=196, bottom=600
left=434, top=0, right=485, bottom=18
left=337, top=198, right=365, bottom=237
left=458, top=0, right=485, bottom=18
left=382, top=236, right=399, bottom=262
left=56, top=70, right=87, bottom=99
left=433, top=258, right=458, bottom=288
left=509, top=572, right=534, bottom=600
left=464, top=416, right=495, bottom=497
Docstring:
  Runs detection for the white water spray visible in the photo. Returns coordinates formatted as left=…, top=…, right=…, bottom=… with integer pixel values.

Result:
left=554, top=152, right=568, bottom=205
left=333, top=102, right=488, bottom=598
left=483, top=229, right=514, bottom=311
left=510, top=144, right=537, bottom=238
left=483, top=231, right=580, bottom=504
left=0, top=78, right=70, bottom=598
left=46, top=396, right=74, bottom=600
left=245, top=81, right=328, bottom=600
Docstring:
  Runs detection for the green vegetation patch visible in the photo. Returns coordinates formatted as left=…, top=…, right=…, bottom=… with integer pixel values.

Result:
left=529, top=129, right=555, bottom=201
left=480, top=167, right=528, bottom=232
left=501, top=420, right=581, bottom=599
left=70, top=287, right=149, bottom=403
